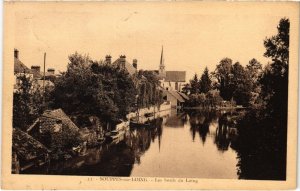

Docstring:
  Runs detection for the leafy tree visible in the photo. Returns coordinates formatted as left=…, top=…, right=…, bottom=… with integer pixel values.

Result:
left=137, top=70, right=163, bottom=108
left=231, top=62, right=253, bottom=106
left=246, top=58, right=263, bottom=84
left=13, top=74, right=34, bottom=131
left=213, top=58, right=234, bottom=101
left=199, top=67, right=212, bottom=93
left=181, top=83, right=191, bottom=95
left=260, top=18, right=289, bottom=118
left=206, top=89, right=223, bottom=107
left=54, top=53, right=119, bottom=125
left=246, top=59, right=263, bottom=107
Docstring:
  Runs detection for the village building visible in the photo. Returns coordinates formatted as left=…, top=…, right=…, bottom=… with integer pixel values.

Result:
left=103, top=55, right=138, bottom=76
left=154, top=47, right=189, bottom=108
left=27, top=108, right=80, bottom=148
left=14, top=49, right=56, bottom=92
left=12, top=128, right=50, bottom=173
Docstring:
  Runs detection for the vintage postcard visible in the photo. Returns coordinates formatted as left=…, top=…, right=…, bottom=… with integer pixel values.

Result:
left=1, top=1, right=299, bottom=190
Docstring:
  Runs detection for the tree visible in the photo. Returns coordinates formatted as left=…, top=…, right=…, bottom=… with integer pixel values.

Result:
left=231, top=62, right=252, bottom=106
left=54, top=53, right=119, bottom=125
left=260, top=18, right=289, bottom=118
left=13, top=74, right=34, bottom=131
left=246, top=59, right=263, bottom=107
left=137, top=70, right=163, bottom=108
left=181, top=83, right=191, bottom=95
left=213, top=58, right=234, bottom=101
left=199, top=67, right=212, bottom=93
left=246, top=58, right=263, bottom=83
left=190, top=74, right=200, bottom=94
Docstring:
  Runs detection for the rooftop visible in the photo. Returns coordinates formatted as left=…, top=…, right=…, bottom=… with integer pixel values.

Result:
left=112, top=58, right=136, bottom=76
left=165, top=71, right=186, bottom=82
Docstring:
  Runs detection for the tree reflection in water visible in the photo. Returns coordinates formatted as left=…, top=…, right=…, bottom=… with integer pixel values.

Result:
left=22, top=109, right=286, bottom=180
left=231, top=110, right=287, bottom=180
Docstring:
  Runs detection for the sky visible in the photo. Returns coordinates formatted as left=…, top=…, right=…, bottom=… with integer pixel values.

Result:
left=9, top=2, right=295, bottom=80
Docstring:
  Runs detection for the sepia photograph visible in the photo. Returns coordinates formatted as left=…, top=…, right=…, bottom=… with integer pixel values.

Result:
left=2, top=1, right=299, bottom=190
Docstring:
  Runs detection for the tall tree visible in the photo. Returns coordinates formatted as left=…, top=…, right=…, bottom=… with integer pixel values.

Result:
left=246, top=58, right=263, bottom=83
left=260, top=18, right=289, bottom=118
left=190, top=74, right=200, bottom=94
left=199, top=67, right=212, bottom=94
left=213, top=58, right=234, bottom=101
left=246, top=58, right=263, bottom=107
left=231, top=62, right=252, bottom=106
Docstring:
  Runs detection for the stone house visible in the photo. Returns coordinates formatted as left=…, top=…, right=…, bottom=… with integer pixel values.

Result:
left=27, top=109, right=80, bottom=148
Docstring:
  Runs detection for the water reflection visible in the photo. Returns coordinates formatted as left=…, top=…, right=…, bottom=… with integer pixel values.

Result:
left=22, top=109, right=286, bottom=180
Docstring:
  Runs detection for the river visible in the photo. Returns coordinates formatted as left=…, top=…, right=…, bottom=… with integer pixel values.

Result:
left=23, top=109, right=286, bottom=180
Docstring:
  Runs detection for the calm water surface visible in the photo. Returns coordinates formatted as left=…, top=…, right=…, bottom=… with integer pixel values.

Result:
left=23, top=109, right=246, bottom=179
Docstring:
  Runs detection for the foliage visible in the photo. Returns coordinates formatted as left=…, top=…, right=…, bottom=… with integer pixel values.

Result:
left=187, top=90, right=223, bottom=108
left=213, top=58, right=234, bottom=101
left=54, top=52, right=137, bottom=124
left=260, top=18, right=289, bottom=119
left=13, top=74, right=34, bottom=131
left=190, top=74, right=200, bottom=94
left=231, top=18, right=289, bottom=180
left=231, top=62, right=253, bottom=106
left=50, top=124, right=81, bottom=152
left=181, top=83, right=191, bottom=95
left=199, top=67, right=212, bottom=94
left=137, top=70, right=164, bottom=108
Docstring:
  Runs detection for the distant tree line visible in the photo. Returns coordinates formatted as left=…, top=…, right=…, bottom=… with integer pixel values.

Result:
left=184, top=18, right=289, bottom=115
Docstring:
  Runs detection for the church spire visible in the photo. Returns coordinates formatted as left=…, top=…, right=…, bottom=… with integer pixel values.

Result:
left=159, top=46, right=166, bottom=77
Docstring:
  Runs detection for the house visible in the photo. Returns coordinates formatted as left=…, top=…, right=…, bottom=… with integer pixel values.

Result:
left=27, top=108, right=80, bottom=147
left=104, top=55, right=137, bottom=76
left=12, top=128, right=50, bottom=173
left=13, top=49, right=56, bottom=92
left=163, top=90, right=185, bottom=108
left=14, top=49, right=34, bottom=92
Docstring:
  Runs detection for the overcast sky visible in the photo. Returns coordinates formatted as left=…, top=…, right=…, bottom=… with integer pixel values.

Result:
left=11, top=2, right=294, bottom=80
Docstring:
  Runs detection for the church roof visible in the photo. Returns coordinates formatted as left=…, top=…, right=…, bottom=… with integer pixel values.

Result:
left=165, top=71, right=186, bottom=82
left=112, top=58, right=136, bottom=76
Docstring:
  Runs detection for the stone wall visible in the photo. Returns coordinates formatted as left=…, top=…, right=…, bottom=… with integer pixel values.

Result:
left=126, top=101, right=171, bottom=120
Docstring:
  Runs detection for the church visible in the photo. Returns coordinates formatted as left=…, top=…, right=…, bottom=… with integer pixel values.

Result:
left=155, top=47, right=189, bottom=108
left=157, top=47, right=186, bottom=92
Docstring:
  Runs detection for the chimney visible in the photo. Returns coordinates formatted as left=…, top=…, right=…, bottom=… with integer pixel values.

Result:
left=133, top=59, right=137, bottom=69
left=119, top=55, right=126, bottom=69
left=31, top=65, right=41, bottom=73
left=14, top=49, right=19, bottom=59
left=47, top=68, right=55, bottom=74
left=105, top=55, right=112, bottom=64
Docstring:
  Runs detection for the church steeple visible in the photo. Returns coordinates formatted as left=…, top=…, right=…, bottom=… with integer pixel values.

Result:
left=159, top=46, right=166, bottom=77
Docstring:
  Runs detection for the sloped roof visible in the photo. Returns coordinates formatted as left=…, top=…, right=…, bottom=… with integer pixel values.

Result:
left=177, top=91, right=189, bottom=100
left=112, top=58, right=136, bottom=76
left=167, top=90, right=185, bottom=103
left=14, top=58, right=31, bottom=73
left=42, top=109, right=79, bottom=132
left=12, top=128, right=50, bottom=161
left=165, top=71, right=186, bottom=82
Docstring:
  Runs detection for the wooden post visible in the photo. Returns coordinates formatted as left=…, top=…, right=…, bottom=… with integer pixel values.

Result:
left=43, top=52, right=46, bottom=108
